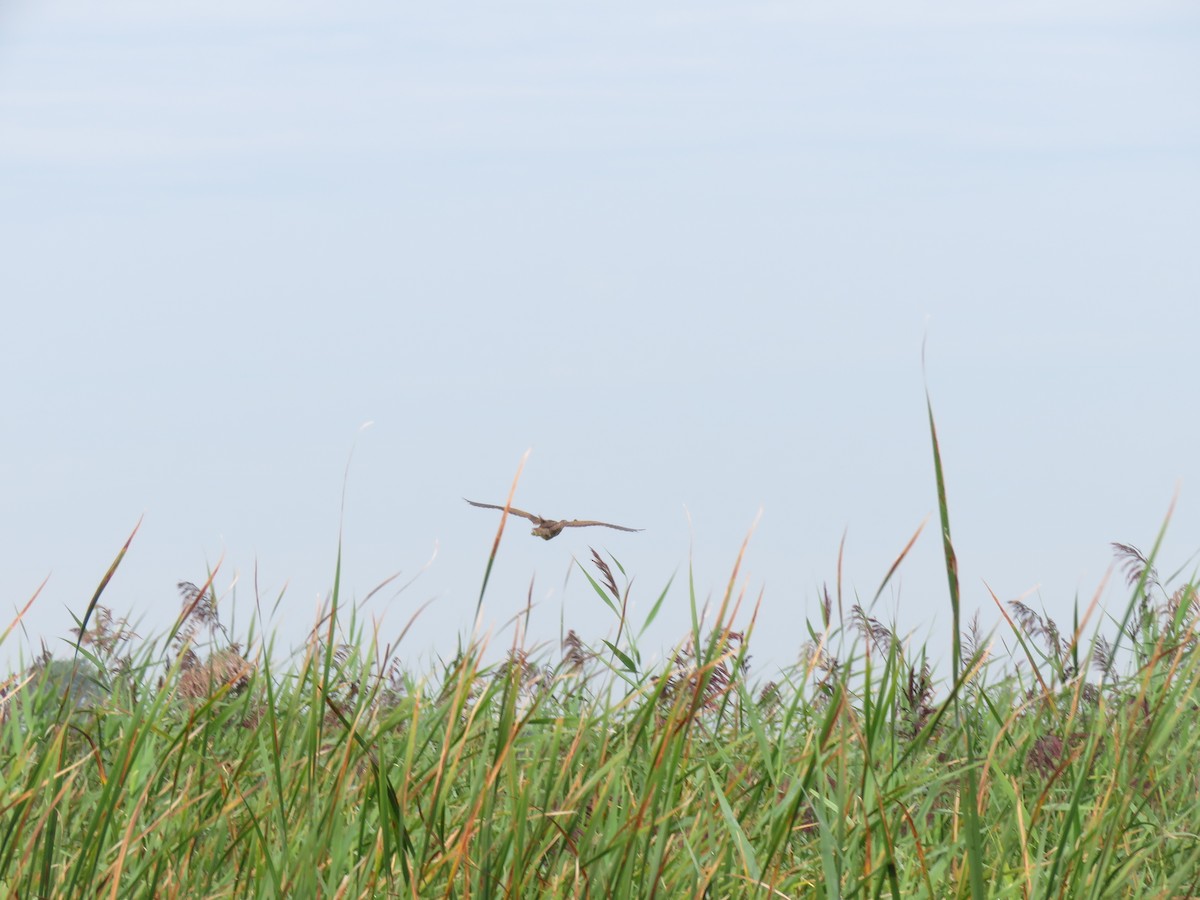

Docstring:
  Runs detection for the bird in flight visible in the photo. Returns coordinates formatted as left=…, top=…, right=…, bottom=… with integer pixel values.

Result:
left=464, top=499, right=643, bottom=541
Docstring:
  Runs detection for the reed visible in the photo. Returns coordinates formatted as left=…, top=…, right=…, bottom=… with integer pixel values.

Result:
left=3, top=407, right=1199, bottom=898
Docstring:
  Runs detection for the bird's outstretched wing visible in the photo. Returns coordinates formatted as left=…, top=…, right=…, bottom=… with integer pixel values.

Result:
left=561, top=520, right=643, bottom=533
left=463, top=498, right=541, bottom=523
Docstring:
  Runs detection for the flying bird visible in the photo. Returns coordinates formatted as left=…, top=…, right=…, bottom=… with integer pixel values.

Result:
left=464, top=498, right=643, bottom=541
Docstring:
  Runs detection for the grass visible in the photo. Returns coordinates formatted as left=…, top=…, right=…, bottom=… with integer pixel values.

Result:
left=4, top=410, right=1200, bottom=898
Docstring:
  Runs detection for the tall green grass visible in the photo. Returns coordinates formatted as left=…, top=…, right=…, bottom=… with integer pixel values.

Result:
left=4, top=410, right=1200, bottom=898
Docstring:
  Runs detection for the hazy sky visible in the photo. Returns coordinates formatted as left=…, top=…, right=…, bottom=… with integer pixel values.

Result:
left=2, top=1, right=1198, bottom=677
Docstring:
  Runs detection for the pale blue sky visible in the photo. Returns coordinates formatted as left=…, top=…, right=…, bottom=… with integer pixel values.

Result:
left=2, top=1, right=1198, bottom=675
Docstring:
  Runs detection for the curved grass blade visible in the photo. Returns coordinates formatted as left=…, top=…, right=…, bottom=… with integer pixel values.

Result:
left=925, top=375, right=986, bottom=900
left=476, top=449, right=530, bottom=617
left=72, top=517, right=142, bottom=657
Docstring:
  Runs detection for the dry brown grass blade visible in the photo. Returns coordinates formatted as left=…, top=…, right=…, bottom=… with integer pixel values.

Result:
left=689, top=508, right=761, bottom=677
left=873, top=515, right=929, bottom=605
left=720, top=508, right=761, bottom=618
left=2, top=575, right=49, bottom=647
left=475, top=449, right=531, bottom=617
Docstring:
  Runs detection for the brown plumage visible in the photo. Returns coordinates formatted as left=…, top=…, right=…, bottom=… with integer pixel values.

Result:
left=464, top=499, right=642, bottom=541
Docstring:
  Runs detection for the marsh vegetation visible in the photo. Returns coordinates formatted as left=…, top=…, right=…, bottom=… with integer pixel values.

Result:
left=3, top=410, right=1199, bottom=898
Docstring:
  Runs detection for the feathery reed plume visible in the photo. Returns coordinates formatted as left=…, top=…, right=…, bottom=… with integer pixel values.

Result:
left=1092, top=635, right=1115, bottom=678
left=799, top=640, right=840, bottom=705
left=1111, top=542, right=1160, bottom=592
left=961, top=609, right=988, bottom=666
left=757, top=680, right=781, bottom=713
left=900, top=663, right=936, bottom=737
left=664, top=630, right=745, bottom=713
left=589, top=549, right=620, bottom=602
left=1008, top=599, right=1044, bottom=641
left=70, top=605, right=136, bottom=661
left=178, top=646, right=252, bottom=702
left=377, top=655, right=407, bottom=710
left=562, top=630, right=588, bottom=674
left=173, top=581, right=231, bottom=650
left=1168, top=583, right=1197, bottom=616
left=498, top=649, right=549, bottom=706
left=1027, top=733, right=1065, bottom=779
left=850, top=604, right=893, bottom=652
left=169, top=581, right=253, bottom=706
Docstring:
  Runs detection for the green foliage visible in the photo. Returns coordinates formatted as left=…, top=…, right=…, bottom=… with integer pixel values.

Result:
left=4, top=416, right=1200, bottom=897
